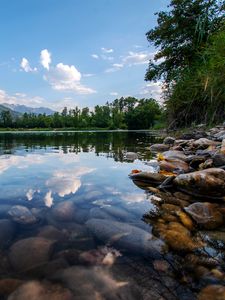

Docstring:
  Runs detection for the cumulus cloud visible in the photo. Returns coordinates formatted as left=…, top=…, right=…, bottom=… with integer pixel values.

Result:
left=140, top=82, right=163, bottom=102
left=0, top=88, right=45, bottom=107
left=20, top=58, right=37, bottom=72
left=44, top=191, right=54, bottom=207
left=44, top=63, right=96, bottom=94
left=122, top=51, right=154, bottom=66
left=101, top=47, right=114, bottom=54
left=40, top=49, right=51, bottom=70
left=91, top=54, right=99, bottom=59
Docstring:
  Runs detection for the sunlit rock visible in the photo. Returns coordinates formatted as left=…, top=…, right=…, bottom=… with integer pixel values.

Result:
left=129, top=171, right=167, bottom=185
left=174, top=168, right=225, bottom=198
left=9, top=237, right=54, bottom=272
left=161, top=150, right=187, bottom=161
left=176, top=211, right=194, bottom=231
left=159, top=159, right=189, bottom=174
left=8, top=205, right=37, bottom=225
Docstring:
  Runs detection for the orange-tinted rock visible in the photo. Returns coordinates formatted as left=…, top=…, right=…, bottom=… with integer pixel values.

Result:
left=198, top=285, right=225, bottom=300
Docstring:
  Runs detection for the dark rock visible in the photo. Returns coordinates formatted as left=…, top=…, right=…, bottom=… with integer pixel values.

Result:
left=150, top=144, right=170, bottom=152
left=212, top=152, right=225, bottom=167
left=9, top=237, right=55, bottom=272
left=0, top=278, right=24, bottom=297
left=0, top=219, right=15, bottom=247
left=37, top=225, right=67, bottom=241
left=8, top=281, right=73, bottom=300
left=8, top=205, right=37, bottom=225
left=163, top=137, right=175, bottom=145
left=86, top=218, right=164, bottom=257
left=51, top=201, right=76, bottom=222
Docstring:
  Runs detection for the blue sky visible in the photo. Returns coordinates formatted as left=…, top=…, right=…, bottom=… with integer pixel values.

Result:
left=0, top=0, right=168, bottom=111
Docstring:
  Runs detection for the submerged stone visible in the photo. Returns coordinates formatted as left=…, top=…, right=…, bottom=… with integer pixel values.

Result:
left=8, top=205, right=37, bottom=225
left=184, top=203, right=224, bottom=229
left=51, top=201, right=76, bottom=222
left=150, top=144, right=170, bottom=152
left=8, top=281, right=73, bottom=300
left=198, top=285, right=225, bottom=300
left=0, top=219, right=15, bottom=247
left=9, top=237, right=54, bottom=272
left=86, top=218, right=164, bottom=257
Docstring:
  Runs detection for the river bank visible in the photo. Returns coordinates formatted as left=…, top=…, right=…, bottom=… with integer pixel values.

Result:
left=130, top=123, right=225, bottom=299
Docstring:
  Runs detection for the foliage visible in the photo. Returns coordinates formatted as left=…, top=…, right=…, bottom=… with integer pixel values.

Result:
left=0, top=97, right=162, bottom=130
left=145, top=0, right=225, bottom=127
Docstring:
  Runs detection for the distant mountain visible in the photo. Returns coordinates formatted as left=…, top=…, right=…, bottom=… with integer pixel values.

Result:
left=0, top=104, right=21, bottom=118
left=3, top=103, right=55, bottom=115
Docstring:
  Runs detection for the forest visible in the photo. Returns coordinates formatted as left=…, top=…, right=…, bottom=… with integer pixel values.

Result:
left=0, top=97, right=162, bottom=130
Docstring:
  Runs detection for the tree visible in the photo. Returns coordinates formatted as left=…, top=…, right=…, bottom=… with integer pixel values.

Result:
left=145, top=0, right=224, bottom=84
left=0, top=110, right=13, bottom=127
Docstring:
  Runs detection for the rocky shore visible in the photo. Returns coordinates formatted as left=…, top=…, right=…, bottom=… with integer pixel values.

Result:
left=130, top=123, right=225, bottom=299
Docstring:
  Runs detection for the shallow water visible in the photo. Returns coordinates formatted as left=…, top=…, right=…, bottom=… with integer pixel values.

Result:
left=0, top=131, right=195, bottom=300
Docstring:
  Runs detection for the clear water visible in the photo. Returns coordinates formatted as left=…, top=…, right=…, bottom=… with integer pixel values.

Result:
left=0, top=132, right=194, bottom=300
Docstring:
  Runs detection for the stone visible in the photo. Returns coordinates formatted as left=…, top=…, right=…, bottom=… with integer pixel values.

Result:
left=124, top=152, right=139, bottom=161
left=9, top=237, right=54, bottom=272
left=193, top=138, right=218, bottom=149
left=161, top=150, right=187, bottom=161
left=212, top=152, right=225, bottom=167
left=177, top=211, right=194, bottom=230
left=198, top=285, right=225, bottom=300
left=184, top=203, right=224, bottom=229
left=174, top=168, right=225, bottom=198
left=51, top=201, right=76, bottom=222
left=129, top=171, right=167, bottom=186
left=86, top=218, right=164, bottom=257
left=163, top=136, right=175, bottom=145
left=8, top=205, right=37, bottom=225
left=0, top=278, right=24, bottom=297
left=37, top=225, right=67, bottom=241
left=214, top=130, right=225, bottom=141
left=153, top=260, right=170, bottom=272
left=0, top=219, right=15, bottom=247
left=221, top=138, right=225, bottom=155
left=150, top=144, right=170, bottom=152
left=159, top=159, right=189, bottom=174
left=8, top=281, right=73, bottom=300
left=55, top=266, right=141, bottom=300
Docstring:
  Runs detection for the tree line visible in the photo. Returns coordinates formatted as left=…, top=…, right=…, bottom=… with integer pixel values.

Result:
left=145, top=0, right=225, bottom=128
left=0, top=97, right=162, bottom=130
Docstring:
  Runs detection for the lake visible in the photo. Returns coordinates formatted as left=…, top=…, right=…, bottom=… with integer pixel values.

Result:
left=0, top=131, right=194, bottom=300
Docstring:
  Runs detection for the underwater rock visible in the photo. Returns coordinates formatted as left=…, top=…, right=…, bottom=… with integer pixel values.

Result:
left=51, top=201, right=76, bottom=222
left=200, top=230, right=225, bottom=244
left=177, top=211, right=194, bottom=231
left=150, top=144, right=170, bottom=152
left=55, top=266, right=141, bottom=300
left=8, top=205, right=37, bottom=225
left=9, top=237, right=54, bottom=272
left=37, top=225, right=67, bottom=241
left=184, top=203, right=224, bottom=229
left=0, top=219, right=15, bottom=247
left=158, top=222, right=203, bottom=252
left=86, top=218, right=164, bottom=257
left=79, top=246, right=121, bottom=266
left=174, top=168, right=225, bottom=198
left=153, top=260, right=170, bottom=272
left=0, top=205, right=12, bottom=218
left=8, top=281, right=73, bottom=300
left=0, top=278, right=24, bottom=297
left=198, top=285, right=225, bottom=300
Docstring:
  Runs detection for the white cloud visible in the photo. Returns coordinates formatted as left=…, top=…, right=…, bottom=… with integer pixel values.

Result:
left=40, top=49, right=51, bottom=70
left=110, top=92, right=119, bottom=96
left=44, top=63, right=96, bottom=94
left=101, top=47, right=114, bottom=54
left=105, top=63, right=124, bottom=73
left=91, top=54, right=99, bottom=59
left=122, top=51, right=154, bottom=66
left=83, top=73, right=95, bottom=77
left=20, top=58, right=37, bottom=72
left=0, top=88, right=45, bottom=107
left=101, top=55, right=114, bottom=61
left=140, top=82, right=163, bottom=101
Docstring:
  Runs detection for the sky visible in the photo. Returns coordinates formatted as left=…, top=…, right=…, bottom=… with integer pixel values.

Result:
left=0, top=0, right=168, bottom=111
